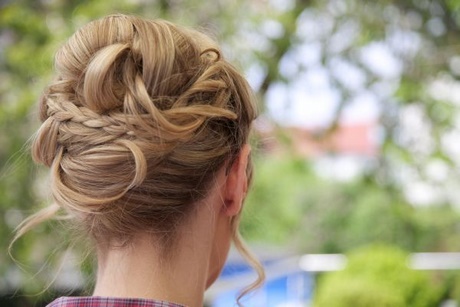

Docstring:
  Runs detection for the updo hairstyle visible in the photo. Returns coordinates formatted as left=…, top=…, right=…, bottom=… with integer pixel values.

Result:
left=24, top=14, right=257, bottom=249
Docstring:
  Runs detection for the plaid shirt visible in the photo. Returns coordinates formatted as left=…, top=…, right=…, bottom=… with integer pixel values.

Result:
left=46, top=296, right=186, bottom=307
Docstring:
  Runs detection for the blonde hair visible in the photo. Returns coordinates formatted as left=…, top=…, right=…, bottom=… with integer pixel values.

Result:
left=13, top=14, right=264, bottom=301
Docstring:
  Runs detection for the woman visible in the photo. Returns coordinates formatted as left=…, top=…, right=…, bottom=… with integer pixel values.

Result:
left=13, top=14, right=263, bottom=307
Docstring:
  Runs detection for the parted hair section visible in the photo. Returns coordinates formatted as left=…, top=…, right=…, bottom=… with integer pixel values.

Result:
left=30, top=14, right=257, bottom=244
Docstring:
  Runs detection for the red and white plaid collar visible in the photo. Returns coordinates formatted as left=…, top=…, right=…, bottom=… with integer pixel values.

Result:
left=46, top=296, right=186, bottom=307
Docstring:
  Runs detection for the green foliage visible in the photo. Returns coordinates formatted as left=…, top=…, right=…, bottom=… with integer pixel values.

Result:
left=316, top=275, right=406, bottom=307
left=241, top=154, right=315, bottom=244
left=242, top=153, right=460, bottom=254
left=314, top=245, right=442, bottom=307
left=443, top=271, right=460, bottom=302
left=297, top=180, right=412, bottom=253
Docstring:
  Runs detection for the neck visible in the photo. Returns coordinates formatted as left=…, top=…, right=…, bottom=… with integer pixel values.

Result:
left=93, top=236, right=209, bottom=306
left=92, top=205, right=220, bottom=307
left=92, top=170, right=232, bottom=307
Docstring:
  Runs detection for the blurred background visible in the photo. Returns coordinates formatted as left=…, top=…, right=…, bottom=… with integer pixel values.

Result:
left=2, top=0, right=460, bottom=306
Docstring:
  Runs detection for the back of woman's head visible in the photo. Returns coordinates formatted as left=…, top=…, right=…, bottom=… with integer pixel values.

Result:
left=30, top=14, right=257, bottom=247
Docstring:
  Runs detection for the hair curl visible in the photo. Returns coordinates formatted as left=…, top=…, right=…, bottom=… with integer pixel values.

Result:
left=13, top=14, right=264, bottom=299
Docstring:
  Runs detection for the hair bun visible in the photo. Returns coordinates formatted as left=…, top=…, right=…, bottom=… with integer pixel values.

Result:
left=30, top=14, right=257, bottom=244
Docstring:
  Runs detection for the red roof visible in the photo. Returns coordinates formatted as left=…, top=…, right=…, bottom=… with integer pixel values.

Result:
left=257, top=121, right=379, bottom=157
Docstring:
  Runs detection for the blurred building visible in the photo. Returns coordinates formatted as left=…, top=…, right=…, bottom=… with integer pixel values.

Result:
left=256, top=118, right=380, bottom=181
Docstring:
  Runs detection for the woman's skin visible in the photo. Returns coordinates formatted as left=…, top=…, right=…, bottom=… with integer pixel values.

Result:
left=93, top=145, right=251, bottom=307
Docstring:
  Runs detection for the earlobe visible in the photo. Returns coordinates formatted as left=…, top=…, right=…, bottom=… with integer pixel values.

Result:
left=223, top=144, right=251, bottom=217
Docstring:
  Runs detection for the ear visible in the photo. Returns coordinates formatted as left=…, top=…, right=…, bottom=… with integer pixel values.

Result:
left=223, top=144, right=251, bottom=217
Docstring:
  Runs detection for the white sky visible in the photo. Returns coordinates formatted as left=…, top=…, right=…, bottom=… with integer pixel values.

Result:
left=244, top=23, right=405, bottom=129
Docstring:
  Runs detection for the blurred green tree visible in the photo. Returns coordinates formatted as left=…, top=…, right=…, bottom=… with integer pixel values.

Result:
left=240, top=0, right=460, bottom=253
left=314, top=244, right=442, bottom=307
